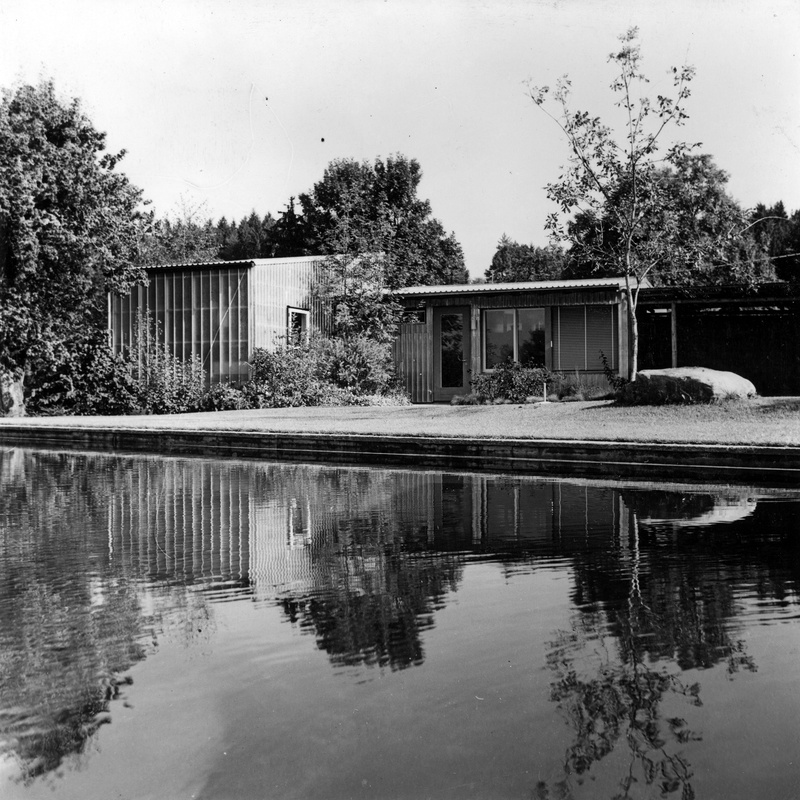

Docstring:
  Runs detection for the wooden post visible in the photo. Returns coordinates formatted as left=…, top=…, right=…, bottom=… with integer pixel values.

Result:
left=670, top=302, right=678, bottom=368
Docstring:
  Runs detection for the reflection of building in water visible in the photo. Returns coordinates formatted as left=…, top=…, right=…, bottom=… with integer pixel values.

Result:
left=106, top=461, right=630, bottom=592
left=432, top=473, right=624, bottom=553
left=108, top=460, right=252, bottom=585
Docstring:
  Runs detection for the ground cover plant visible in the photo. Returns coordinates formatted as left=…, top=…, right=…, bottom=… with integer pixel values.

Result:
left=455, top=362, right=611, bottom=405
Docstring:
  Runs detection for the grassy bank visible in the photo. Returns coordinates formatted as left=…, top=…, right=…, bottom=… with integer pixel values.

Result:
left=2, top=397, right=798, bottom=446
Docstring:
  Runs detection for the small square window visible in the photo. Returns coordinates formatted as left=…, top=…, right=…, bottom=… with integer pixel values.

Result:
left=287, top=307, right=310, bottom=343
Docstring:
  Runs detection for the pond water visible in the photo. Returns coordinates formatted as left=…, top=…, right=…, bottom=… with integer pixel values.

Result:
left=0, top=447, right=799, bottom=800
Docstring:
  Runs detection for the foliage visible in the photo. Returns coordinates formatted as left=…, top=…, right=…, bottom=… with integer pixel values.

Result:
left=600, top=350, right=628, bottom=394
left=485, top=234, right=567, bottom=282
left=470, top=362, right=553, bottom=404
left=749, top=201, right=800, bottom=283
left=0, top=80, right=146, bottom=397
left=546, top=372, right=613, bottom=402
left=315, top=334, right=398, bottom=395
left=139, top=196, right=222, bottom=265
left=529, top=29, right=769, bottom=377
left=309, top=172, right=406, bottom=349
left=247, top=334, right=403, bottom=408
left=316, top=251, right=403, bottom=346
left=295, top=154, right=467, bottom=288
left=124, top=313, right=206, bottom=414
left=247, top=342, right=327, bottom=407
left=196, top=382, right=250, bottom=411
left=564, top=154, right=774, bottom=287
left=217, top=210, right=278, bottom=260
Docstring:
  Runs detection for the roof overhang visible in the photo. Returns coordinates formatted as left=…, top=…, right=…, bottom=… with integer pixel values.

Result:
left=393, top=276, right=641, bottom=298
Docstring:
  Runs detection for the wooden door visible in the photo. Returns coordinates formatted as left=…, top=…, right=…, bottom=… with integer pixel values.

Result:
left=433, top=307, right=471, bottom=402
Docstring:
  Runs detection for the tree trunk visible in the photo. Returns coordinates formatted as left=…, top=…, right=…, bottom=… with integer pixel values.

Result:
left=624, top=276, right=639, bottom=381
left=0, top=370, right=26, bottom=417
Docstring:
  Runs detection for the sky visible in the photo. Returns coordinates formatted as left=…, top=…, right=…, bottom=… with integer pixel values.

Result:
left=1, top=0, right=798, bottom=278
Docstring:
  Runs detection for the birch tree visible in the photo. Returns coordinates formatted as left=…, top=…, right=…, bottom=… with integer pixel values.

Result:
left=531, top=28, right=721, bottom=378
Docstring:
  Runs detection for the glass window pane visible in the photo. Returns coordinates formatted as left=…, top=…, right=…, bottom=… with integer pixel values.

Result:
left=518, top=308, right=546, bottom=366
left=484, top=309, right=514, bottom=368
left=440, top=313, right=464, bottom=387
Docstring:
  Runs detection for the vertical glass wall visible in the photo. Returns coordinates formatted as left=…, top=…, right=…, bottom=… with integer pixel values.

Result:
left=484, top=308, right=545, bottom=369
left=440, top=312, right=465, bottom=388
left=109, top=266, right=250, bottom=385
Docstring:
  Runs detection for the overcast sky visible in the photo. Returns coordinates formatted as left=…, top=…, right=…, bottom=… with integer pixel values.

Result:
left=1, top=0, right=798, bottom=278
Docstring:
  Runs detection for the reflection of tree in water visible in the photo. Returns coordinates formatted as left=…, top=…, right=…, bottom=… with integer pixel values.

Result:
left=265, top=466, right=463, bottom=670
left=0, top=449, right=210, bottom=786
left=537, top=498, right=765, bottom=800
left=281, top=549, right=461, bottom=671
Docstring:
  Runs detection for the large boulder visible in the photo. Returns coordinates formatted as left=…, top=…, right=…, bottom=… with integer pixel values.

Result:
left=620, top=367, right=756, bottom=405
left=0, top=371, right=25, bottom=417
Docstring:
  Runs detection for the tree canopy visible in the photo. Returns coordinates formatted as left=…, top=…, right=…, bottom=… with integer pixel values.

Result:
left=749, top=201, right=800, bottom=283
left=563, top=153, right=774, bottom=286
left=140, top=155, right=467, bottom=291
left=529, top=28, right=771, bottom=377
left=296, top=155, right=467, bottom=288
left=0, top=81, right=145, bottom=396
left=485, top=235, right=566, bottom=282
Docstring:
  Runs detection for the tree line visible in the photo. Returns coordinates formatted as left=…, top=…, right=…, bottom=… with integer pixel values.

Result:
left=141, top=155, right=467, bottom=290
left=486, top=192, right=800, bottom=286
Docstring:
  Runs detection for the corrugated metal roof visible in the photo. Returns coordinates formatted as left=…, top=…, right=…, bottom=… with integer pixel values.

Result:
left=144, top=259, right=255, bottom=270
left=143, top=255, right=325, bottom=271
left=394, top=277, right=638, bottom=296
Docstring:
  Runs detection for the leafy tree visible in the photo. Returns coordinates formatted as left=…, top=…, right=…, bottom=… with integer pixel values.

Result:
left=140, top=196, right=221, bottom=265
left=313, top=202, right=403, bottom=346
left=749, top=201, right=800, bottom=282
left=0, top=80, right=145, bottom=407
left=218, top=210, right=278, bottom=260
left=270, top=197, right=309, bottom=257
left=529, top=29, right=769, bottom=378
left=485, top=234, right=567, bottom=282
left=290, top=154, right=467, bottom=288
left=564, top=154, right=773, bottom=286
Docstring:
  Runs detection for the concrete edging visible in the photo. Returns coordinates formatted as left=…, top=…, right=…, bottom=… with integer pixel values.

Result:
left=0, top=424, right=798, bottom=485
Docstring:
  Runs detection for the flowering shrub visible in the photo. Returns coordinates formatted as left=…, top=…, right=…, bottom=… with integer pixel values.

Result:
left=470, top=363, right=553, bottom=404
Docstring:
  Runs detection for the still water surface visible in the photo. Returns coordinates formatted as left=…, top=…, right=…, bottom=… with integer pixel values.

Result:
left=0, top=447, right=799, bottom=800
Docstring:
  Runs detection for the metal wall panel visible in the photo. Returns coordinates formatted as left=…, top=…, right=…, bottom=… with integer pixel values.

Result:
left=110, top=265, right=250, bottom=384
left=394, top=322, right=432, bottom=403
left=249, top=257, right=325, bottom=351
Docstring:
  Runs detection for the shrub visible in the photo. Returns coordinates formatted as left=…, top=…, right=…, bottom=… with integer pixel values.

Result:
left=131, top=347, right=205, bottom=414
left=198, top=383, right=250, bottom=411
left=600, top=351, right=628, bottom=395
left=247, top=342, right=325, bottom=407
left=247, top=334, right=404, bottom=408
left=73, top=345, right=142, bottom=415
left=316, top=334, right=397, bottom=395
left=471, top=362, right=552, bottom=404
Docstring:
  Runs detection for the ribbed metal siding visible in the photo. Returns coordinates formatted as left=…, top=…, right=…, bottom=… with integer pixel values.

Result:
left=109, top=266, right=250, bottom=384
left=394, top=323, right=431, bottom=403
left=249, top=257, right=325, bottom=351
left=106, top=459, right=250, bottom=583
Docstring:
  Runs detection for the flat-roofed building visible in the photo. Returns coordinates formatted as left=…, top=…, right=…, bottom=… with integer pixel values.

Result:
left=393, top=277, right=636, bottom=403
left=109, top=256, right=325, bottom=384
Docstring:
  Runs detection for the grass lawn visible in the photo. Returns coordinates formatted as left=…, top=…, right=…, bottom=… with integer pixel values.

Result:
left=2, top=397, right=798, bottom=446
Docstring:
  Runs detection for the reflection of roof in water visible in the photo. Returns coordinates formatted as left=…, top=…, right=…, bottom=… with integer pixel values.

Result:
left=640, top=498, right=757, bottom=528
